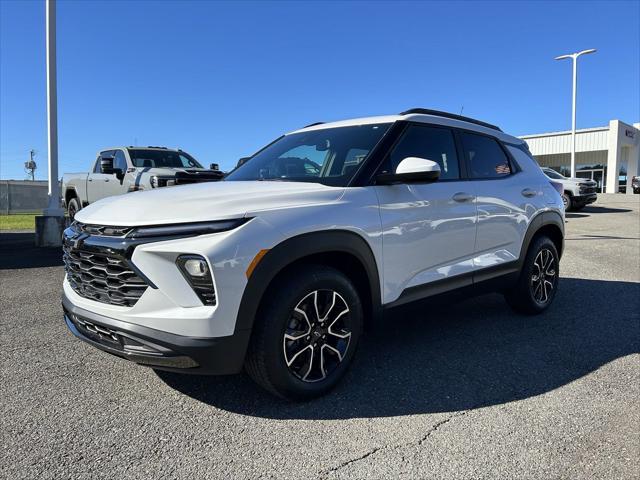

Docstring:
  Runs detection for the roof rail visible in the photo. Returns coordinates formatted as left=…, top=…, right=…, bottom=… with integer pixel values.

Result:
left=399, top=108, right=502, bottom=132
left=146, top=146, right=168, bottom=149
left=302, top=121, right=325, bottom=128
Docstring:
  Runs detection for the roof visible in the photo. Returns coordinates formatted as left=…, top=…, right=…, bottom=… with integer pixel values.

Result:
left=289, top=110, right=523, bottom=145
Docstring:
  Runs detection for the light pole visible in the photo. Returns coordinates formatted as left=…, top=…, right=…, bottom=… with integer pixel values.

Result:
left=555, top=48, right=596, bottom=178
left=36, top=0, right=65, bottom=246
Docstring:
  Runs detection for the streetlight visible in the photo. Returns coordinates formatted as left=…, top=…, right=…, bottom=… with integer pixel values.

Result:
left=35, top=0, right=65, bottom=246
left=555, top=48, right=596, bottom=178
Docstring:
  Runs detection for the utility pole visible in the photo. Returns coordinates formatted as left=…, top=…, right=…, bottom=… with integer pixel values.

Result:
left=25, top=149, right=37, bottom=181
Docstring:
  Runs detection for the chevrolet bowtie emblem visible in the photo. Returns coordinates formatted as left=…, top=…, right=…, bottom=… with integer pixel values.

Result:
left=72, top=233, right=89, bottom=249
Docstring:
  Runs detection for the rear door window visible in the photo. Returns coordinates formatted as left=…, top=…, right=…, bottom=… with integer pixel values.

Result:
left=460, top=132, right=512, bottom=179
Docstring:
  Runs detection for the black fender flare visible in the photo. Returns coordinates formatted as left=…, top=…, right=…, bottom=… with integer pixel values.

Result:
left=234, top=230, right=382, bottom=334
left=517, top=210, right=565, bottom=269
left=63, top=187, right=81, bottom=209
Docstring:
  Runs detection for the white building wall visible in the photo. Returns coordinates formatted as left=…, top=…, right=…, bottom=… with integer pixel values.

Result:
left=520, top=120, right=640, bottom=194
left=523, top=128, right=608, bottom=155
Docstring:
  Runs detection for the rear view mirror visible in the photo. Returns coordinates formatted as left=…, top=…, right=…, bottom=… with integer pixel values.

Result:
left=210, top=163, right=220, bottom=171
left=315, top=139, right=330, bottom=151
left=376, top=157, right=441, bottom=185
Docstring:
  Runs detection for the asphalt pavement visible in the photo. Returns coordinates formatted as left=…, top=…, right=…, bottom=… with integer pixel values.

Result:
left=1, top=194, right=638, bottom=479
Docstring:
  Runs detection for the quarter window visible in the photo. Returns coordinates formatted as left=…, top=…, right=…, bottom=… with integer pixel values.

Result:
left=460, top=132, right=512, bottom=179
left=385, top=125, right=460, bottom=180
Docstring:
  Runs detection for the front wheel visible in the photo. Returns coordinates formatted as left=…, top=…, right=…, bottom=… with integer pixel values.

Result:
left=67, top=197, right=80, bottom=220
left=245, top=265, right=363, bottom=401
left=505, top=235, right=559, bottom=315
left=561, top=193, right=573, bottom=211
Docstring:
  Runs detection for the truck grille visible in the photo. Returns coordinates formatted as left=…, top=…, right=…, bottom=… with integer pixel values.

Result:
left=63, top=244, right=148, bottom=307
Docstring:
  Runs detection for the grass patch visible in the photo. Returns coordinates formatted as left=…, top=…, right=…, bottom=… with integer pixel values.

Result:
left=0, top=214, right=37, bottom=231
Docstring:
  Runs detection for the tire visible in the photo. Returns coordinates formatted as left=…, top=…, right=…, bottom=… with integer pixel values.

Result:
left=245, top=264, right=363, bottom=401
left=561, top=192, right=573, bottom=211
left=67, top=197, right=80, bottom=219
left=505, top=235, right=559, bottom=315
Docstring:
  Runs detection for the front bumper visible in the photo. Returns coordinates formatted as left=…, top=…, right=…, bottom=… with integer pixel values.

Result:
left=62, top=293, right=250, bottom=375
left=575, top=193, right=597, bottom=205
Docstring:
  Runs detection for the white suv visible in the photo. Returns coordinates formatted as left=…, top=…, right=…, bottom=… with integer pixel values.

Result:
left=62, top=109, right=565, bottom=400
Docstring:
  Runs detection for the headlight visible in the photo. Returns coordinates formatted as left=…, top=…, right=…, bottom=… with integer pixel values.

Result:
left=129, top=218, right=249, bottom=239
left=150, top=176, right=176, bottom=188
left=176, top=255, right=216, bottom=306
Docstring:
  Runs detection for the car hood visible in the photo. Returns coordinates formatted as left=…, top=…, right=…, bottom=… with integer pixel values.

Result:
left=74, top=181, right=345, bottom=226
left=551, top=176, right=596, bottom=186
left=134, top=167, right=210, bottom=174
left=565, top=176, right=594, bottom=184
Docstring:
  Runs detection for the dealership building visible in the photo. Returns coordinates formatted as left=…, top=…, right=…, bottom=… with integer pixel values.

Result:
left=519, top=120, right=640, bottom=193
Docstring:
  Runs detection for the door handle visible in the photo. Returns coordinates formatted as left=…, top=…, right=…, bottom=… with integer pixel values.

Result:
left=104, top=178, right=110, bottom=182
left=88, top=178, right=93, bottom=182
left=452, top=192, right=474, bottom=203
left=521, top=188, right=537, bottom=198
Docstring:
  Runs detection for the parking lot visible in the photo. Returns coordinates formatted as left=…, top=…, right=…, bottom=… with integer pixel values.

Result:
left=1, top=194, right=638, bottom=479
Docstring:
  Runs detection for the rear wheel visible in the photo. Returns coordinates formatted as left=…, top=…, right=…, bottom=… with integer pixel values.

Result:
left=245, top=265, right=363, bottom=401
left=505, top=235, right=559, bottom=315
left=67, top=197, right=80, bottom=219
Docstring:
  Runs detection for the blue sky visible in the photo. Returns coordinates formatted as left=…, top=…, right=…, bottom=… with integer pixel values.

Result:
left=1, top=0, right=638, bottom=180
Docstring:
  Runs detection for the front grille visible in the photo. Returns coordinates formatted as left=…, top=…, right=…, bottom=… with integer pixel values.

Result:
left=69, top=314, right=124, bottom=349
left=63, top=244, right=148, bottom=307
left=580, top=186, right=597, bottom=194
left=74, top=222, right=134, bottom=237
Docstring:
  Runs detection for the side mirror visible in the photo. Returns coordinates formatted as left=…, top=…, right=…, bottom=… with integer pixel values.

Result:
left=376, top=157, right=441, bottom=185
left=100, top=155, right=115, bottom=174
left=100, top=156, right=124, bottom=180
left=210, top=163, right=220, bottom=171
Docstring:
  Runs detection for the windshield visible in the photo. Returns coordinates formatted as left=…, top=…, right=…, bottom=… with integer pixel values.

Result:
left=224, top=123, right=391, bottom=186
left=543, top=168, right=564, bottom=180
left=128, top=149, right=203, bottom=169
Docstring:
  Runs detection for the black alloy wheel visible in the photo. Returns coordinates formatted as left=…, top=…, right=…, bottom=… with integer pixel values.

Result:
left=283, top=289, right=352, bottom=383
left=245, top=265, right=362, bottom=401
left=530, top=248, right=558, bottom=305
left=505, top=235, right=560, bottom=315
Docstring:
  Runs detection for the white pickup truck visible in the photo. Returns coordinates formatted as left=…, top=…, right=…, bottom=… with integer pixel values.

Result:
left=62, top=146, right=224, bottom=218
